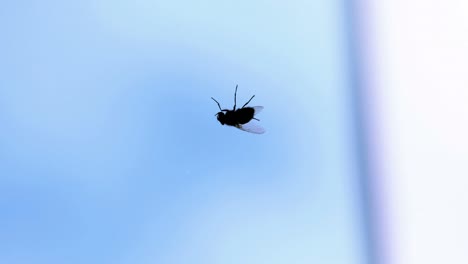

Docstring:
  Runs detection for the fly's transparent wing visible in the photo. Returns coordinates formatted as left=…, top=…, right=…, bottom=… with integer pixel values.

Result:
left=235, top=122, right=265, bottom=134
left=252, top=106, right=263, bottom=116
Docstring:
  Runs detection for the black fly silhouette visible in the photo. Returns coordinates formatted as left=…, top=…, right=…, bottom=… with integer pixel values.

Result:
left=211, top=85, right=265, bottom=134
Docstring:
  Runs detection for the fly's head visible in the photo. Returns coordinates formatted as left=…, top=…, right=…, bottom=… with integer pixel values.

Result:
left=215, top=112, right=226, bottom=125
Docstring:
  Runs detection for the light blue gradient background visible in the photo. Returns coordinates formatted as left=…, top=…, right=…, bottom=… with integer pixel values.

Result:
left=0, top=1, right=365, bottom=263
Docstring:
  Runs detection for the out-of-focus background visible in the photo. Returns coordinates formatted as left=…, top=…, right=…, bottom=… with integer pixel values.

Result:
left=0, top=1, right=365, bottom=263
left=1, top=1, right=467, bottom=264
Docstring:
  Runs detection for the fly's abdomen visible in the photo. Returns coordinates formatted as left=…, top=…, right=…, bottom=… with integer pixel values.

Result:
left=235, top=108, right=255, bottom=124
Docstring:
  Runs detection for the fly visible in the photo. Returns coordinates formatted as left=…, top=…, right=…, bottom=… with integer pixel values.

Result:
left=211, top=85, right=265, bottom=134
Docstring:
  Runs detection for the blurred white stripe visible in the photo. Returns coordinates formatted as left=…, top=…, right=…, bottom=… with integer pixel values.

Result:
left=364, top=0, right=468, bottom=263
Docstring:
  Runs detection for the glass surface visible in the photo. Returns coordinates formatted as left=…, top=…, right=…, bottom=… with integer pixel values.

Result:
left=0, top=1, right=366, bottom=263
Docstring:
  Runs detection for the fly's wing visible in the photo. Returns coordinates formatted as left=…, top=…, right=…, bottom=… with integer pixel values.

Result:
left=235, top=122, right=265, bottom=134
left=252, top=106, right=263, bottom=116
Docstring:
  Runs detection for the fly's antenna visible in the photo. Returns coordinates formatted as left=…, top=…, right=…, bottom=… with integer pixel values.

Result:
left=211, top=97, right=222, bottom=111
left=233, top=84, right=238, bottom=110
left=241, top=95, right=255, bottom=108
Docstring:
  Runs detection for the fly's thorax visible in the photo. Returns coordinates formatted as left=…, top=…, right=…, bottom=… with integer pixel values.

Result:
left=218, top=110, right=238, bottom=126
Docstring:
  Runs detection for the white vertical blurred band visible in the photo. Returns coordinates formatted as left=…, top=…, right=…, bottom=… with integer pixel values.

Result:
left=361, top=0, right=468, bottom=263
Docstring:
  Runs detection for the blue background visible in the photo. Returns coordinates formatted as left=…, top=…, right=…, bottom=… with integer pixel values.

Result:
left=0, top=1, right=365, bottom=263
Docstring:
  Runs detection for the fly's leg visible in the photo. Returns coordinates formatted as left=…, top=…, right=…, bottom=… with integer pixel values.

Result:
left=211, top=97, right=222, bottom=111
left=242, top=95, right=255, bottom=108
left=233, top=84, right=238, bottom=110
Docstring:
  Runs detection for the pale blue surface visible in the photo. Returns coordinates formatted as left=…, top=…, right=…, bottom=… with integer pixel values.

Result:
left=0, top=1, right=365, bottom=263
